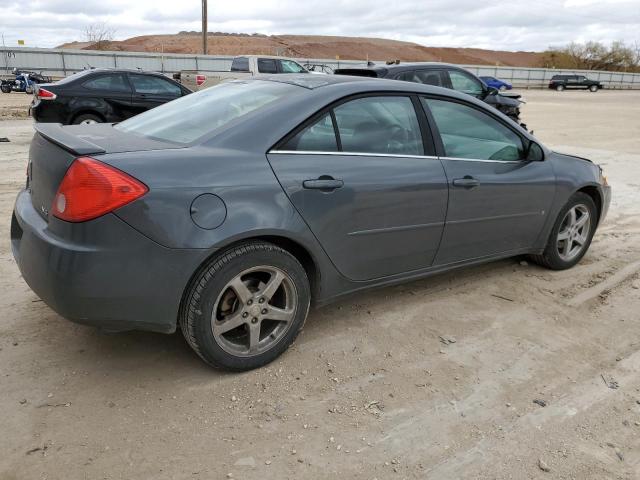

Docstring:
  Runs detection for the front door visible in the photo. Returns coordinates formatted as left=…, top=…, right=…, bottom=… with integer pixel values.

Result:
left=268, top=95, right=449, bottom=281
left=129, top=74, right=182, bottom=114
left=421, top=97, right=556, bottom=265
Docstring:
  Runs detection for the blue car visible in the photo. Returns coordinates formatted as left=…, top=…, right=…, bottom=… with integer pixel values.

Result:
left=480, top=76, right=512, bottom=91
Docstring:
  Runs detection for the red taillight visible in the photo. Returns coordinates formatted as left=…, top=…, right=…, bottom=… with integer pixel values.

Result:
left=52, top=157, right=148, bottom=222
left=37, top=88, right=56, bottom=100
left=196, top=74, right=206, bottom=86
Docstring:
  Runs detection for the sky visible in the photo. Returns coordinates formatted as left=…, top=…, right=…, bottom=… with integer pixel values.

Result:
left=1, top=0, right=639, bottom=52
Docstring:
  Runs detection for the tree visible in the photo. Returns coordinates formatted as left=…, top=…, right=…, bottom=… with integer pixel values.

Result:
left=84, top=23, right=115, bottom=51
left=541, top=41, right=640, bottom=72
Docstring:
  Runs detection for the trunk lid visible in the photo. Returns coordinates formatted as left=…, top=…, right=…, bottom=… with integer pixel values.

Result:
left=28, top=123, right=181, bottom=221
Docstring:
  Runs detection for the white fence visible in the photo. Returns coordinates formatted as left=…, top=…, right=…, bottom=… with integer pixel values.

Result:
left=2, top=46, right=640, bottom=89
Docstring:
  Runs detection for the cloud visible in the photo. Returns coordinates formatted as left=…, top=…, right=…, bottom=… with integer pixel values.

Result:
left=1, top=0, right=638, bottom=51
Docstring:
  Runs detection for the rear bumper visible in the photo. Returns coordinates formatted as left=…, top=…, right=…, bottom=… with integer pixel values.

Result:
left=11, top=189, right=210, bottom=333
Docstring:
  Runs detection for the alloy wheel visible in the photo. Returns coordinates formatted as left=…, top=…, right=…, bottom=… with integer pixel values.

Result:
left=211, top=266, right=298, bottom=357
left=557, top=204, right=591, bottom=262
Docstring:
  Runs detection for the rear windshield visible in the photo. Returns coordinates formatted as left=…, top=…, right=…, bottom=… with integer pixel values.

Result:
left=115, top=80, right=296, bottom=144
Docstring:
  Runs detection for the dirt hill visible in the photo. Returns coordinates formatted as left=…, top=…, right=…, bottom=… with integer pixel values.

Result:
left=58, top=33, right=544, bottom=67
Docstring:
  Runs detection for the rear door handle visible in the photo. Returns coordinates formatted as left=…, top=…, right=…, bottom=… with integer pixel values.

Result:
left=452, top=176, right=480, bottom=189
left=303, top=176, right=344, bottom=191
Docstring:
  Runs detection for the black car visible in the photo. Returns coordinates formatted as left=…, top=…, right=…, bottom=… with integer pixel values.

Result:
left=335, top=63, right=523, bottom=124
left=30, top=69, right=192, bottom=125
left=548, top=75, right=602, bottom=92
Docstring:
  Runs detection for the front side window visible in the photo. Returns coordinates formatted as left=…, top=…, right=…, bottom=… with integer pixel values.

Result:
left=280, top=60, right=307, bottom=73
left=281, top=113, right=338, bottom=152
left=116, top=80, right=298, bottom=145
left=448, top=70, right=484, bottom=96
left=333, top=96, right=423, bottom=156
left=423, top=98, right=524, bottom=161
left=258, top=59, right=278, bottom=74
left=83, top=74, right=130, bottom=92
left=130, top=75, right=181, bottom=96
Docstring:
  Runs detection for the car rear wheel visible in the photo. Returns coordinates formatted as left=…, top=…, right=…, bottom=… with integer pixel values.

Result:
left=530, top=192, right=597, bottom=270
left=73, top=113, right=102, bottom=125
left=556, top=85, right=565, bottom=92
left=589, top=85, right=598, bottom=92
left=180, top=241, right=311, bottom=371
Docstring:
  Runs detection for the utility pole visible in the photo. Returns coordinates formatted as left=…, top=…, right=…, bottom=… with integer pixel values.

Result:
left=202, top=0, right=208, bottom=55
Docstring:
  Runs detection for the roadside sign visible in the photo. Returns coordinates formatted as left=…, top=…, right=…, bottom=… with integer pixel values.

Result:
left=17, top=40, right=25, bottom=45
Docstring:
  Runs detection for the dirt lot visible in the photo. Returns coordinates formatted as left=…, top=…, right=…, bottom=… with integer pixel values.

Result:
left=1, top=90, right=640, bottom=480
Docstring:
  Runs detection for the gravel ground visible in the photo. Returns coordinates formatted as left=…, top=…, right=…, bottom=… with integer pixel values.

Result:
left=1, top=90, right=640, bottom=480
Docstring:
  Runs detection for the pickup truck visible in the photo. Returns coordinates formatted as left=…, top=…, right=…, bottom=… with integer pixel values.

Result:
left=175, top=55, right=310, bottom=91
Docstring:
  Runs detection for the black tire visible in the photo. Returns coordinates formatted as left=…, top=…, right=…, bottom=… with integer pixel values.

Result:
left=1, top=84, right=11, bottom=93
left=589, top=85, right=598, bottom=92
left=530, top=192, right=598, bottom=270
left=72, top=113, right=102, bottom=125
left=180, top=241, right=311, bottom=371
left=556, top=85, right=565, bottom=92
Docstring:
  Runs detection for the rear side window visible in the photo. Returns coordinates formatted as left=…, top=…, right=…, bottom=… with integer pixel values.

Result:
left=281, top=113, right=338, bottom=152
left=396, top=70, right=443, bottom=87
left=423, top=98, right=524, bottom=161
left=258, top=59, right=278, bottom=74
left=116, top=80, right=298, bottom=145
left=231, top=57, right=250, bottom=72
left=333, top=96, right=423, bottom=156
left=83, top=74, right=130, bottom=92
left=130, top=75, right=181, bottom=96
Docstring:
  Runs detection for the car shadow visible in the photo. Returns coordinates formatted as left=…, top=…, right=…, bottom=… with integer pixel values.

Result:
left=36, top=256, right=534, bottom=379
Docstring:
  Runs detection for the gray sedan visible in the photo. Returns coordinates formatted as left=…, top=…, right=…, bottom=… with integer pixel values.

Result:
left=11, top=74, right=611, bottom=370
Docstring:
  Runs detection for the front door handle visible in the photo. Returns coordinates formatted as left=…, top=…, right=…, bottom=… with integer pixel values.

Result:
left=303, top=176, right=344, bottom=191
left=452, top=176, right=480, bottom=189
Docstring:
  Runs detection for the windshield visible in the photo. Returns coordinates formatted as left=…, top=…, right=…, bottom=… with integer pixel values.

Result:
left=115, top=80, right=297, bottom=144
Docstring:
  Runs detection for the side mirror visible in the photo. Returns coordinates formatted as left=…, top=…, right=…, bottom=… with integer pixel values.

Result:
left=525, top=140, right=544, bottom=161
left=487, top=86, right=499, bottom=96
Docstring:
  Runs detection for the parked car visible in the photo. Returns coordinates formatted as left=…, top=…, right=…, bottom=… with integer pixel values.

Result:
left=479, top=75, right=512, bottom=91
left=30, top=68, right=191, bottom=125
left=335, top=63, right=524, bottom=125
left=176, top=55, right=309, bottom=91
left=549, top=75, right=602, bottom=92
left=1, top=68, right=51, bottom=94
left=12, top=75, right=610, bottom=371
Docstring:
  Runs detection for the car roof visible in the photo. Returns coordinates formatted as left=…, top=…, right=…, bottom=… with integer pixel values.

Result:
left=71, top=68, right=167, bottom=76
left=242, top=74, right=481, bottom=102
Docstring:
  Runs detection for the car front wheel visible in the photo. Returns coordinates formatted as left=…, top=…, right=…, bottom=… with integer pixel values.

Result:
left=589, top=85, right=598, bottom=92
left=180, top=241, right=311, bottom=371
left=556, top=85, right=565, bottom=91
left=530, top=192, right=597, bottom=270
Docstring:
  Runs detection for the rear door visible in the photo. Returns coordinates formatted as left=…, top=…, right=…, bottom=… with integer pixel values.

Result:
left=81, top=73, right=134, bottom=121
left=421, top=96, right=555, bottom=265
left=268, top=94, right=448, bottom=281
left=129, top=74, right=182, bottom=114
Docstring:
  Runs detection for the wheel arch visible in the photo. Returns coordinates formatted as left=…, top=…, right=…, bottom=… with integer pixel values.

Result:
left=177, top=233, right=322, bottom=328
left=69, top=109, right=105, bottom=125
left=576, top=185, right=602, bottom=223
